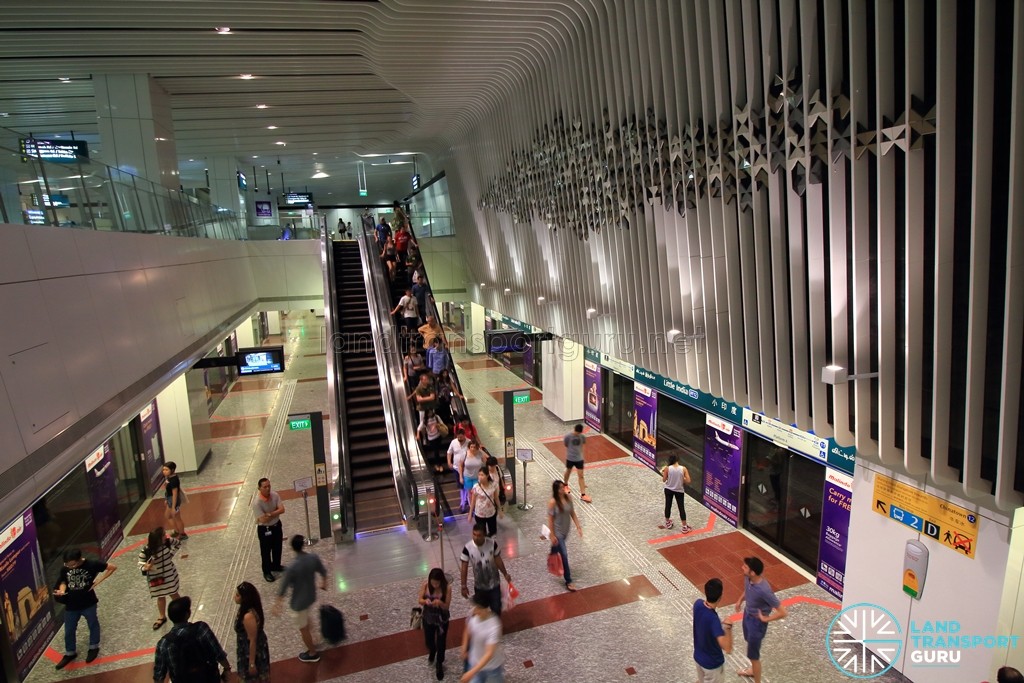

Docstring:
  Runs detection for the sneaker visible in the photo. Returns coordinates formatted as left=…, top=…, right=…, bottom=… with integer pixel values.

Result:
left=55, top=654, right=77, bottom=670
left=664, top=519, right=674, bottom=529
left=178, top=533, right=189, bottom=540
left=680, top=524, right=693, bottom=534
left=86, top=648, right=99, bottom=663
left=298, top=651, right=321, bottom=663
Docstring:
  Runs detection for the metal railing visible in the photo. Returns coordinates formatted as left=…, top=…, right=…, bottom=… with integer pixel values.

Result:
left=0, top=128, right=244, bottom=239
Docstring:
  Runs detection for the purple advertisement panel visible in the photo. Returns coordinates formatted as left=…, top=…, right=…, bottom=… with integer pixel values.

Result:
left=817, top=467, right=853, bottom=600
left=632, top=384, right=658, bottom=470
left=254, top=200, right=273, bottom=218
left=583, top=360, right=602, bottom=431
left=702, top=415, right=743, bottom=527
left=523, top=341, right=535, bottom=385
left=0, top=510, right=58, bottom=682
left=140, top=400, right=165, bottom=495
left=85, top=444, right=124, bottom=560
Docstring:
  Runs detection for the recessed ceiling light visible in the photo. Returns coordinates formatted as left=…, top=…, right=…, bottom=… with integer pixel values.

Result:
left=154, top=137, right=167, bottom=141
left=58, top=76, right=71, bottom=82
left=275, top=141, right=286, bottom=146
left=312, top=152, right=318, bottom=155
left=215, top=27, right=232, bottom=34
left=266, top=125, right=278, bottom=130
left=0, top=113, right=8, bottom=117
left=188, top=158, right=194, bottom=162
left=255, top=104, right=268, bottom=109
left=252, top=155, right=258, bottom=159
left=239, top=74, right=255, bottom=80
left=312, top=171, right=329, bottom=179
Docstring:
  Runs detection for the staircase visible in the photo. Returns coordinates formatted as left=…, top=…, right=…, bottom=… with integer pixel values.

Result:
left=334, top=241, right=403, bottom=533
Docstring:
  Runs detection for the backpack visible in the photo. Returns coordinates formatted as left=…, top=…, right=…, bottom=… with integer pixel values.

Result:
left=165, top=623, right=220, bottom=683
left=320, top=604, right=347, bottom=644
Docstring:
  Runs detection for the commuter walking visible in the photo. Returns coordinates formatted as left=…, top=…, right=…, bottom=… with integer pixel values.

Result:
left=140, top=527, right=181, bottom=630
left=447, top=430, right=469, bottom=506
left=426, top=337, right=450, bottom=374
left=419, top=568, right=452, bottom=680
left=734, top=556, right=787, bottom=682
left=381, top=236, right=398, bottom=280
left=404, top=347, right=427, bottom=392
left=693, top=578, right=733, bottom=683
left=547, top=480, right=583, bottom=592
left=419, top=315, right=444, bottom=350
left=413, top=373, right=438, bottom=428
left=252, top=478, right=286, bottom=583
left=412, top=273, right=431, bottom=322
left=275, top=535, right=328, bottom=663
left=661, top=455, right=692, bottom=531
left=469, top=468, right=502, bottom=537
left=458, top=441, right=485, bottom=515
left=153, top=596, right=231, bottom=682
left=392, top=287, right=420, bottom=344
left=234, top=581, right=271, bottom=682
left=53, top=550, right=118, bottom=669
left=460, top=590, right=505, bottom=683
left=162, top=462, right=188, bottom=539
left=419, top=409, right=446, bottom=469
left=374, top=216, right=391, bottom=249
left=562, top=424, right=591, bottom=502
left=459, top=522, right=511, bottom=615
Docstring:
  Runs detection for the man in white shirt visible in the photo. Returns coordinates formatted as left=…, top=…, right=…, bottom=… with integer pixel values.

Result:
left=460, top=523, right=511, bottom=616
left=460, top=590, right=504, bottom=683
left=251, top=478, right=286, bottom=583
left=447, top=430, right=469, bottom=509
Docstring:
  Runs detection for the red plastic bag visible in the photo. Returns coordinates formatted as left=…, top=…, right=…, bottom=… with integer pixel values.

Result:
left=547, top=550, right=564, bottom=577
left=503, top=581, right=519, bottom=611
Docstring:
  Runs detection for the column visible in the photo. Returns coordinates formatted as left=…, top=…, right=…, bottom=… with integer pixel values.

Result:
left=93, top=74, right=179, bottom=191
left=542, top=337, right=584, bottom=421
left=234, top=317, right=256, bottom=349
left=468, top=302, right=485, bottom=353
left=207, top=155, right=244, bottom=215
left=154, top=374, right=198, bottom=473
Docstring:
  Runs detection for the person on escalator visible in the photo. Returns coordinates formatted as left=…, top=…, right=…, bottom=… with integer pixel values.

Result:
left=391, top=287, right=420, bottom=346
left=418, top=409, right=446, bottom=471
left=404, top=347, right=427, bottom=392
left=413, top=373, right=438, bottom=429
left=435, top=369, right=462, bottom=425
left=412, top=274, right=430, bottom=323
left=419, top=315, right=444, bottom=350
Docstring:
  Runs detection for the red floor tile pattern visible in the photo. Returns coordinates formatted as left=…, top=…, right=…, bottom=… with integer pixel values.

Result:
left=127, top=488, right=241, bottom=536
left=55, top=575, right=658, bottom=683
left=199, top=415, right=269, bottom=439
left=542, top=434, right=633, bottom=465
left=487, top=386, right=543, bottom=403
left=656, top=532, right=808, bottom=607
left=457, top=358, right=503, bottom=370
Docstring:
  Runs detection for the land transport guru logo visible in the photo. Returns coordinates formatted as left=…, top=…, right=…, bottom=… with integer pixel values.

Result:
left=827, top=603, right=1021, bottom=678
left=827, top=603, right=903, bottom=679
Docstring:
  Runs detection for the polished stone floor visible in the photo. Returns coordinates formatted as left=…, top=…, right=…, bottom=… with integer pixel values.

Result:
left=25, top=310, right=910, bottom=683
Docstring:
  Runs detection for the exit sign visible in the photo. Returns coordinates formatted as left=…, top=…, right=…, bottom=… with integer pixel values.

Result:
left=512, top=390, right=531, bottom=405
left=289, top=417, right=312, bottom=430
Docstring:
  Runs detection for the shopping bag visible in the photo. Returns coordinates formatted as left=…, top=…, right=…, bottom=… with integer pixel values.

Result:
left=319, top=604, right=347, bottom=644
left=410, top=606, right=423, bottom=629
left=502, top=581, right=519, bottom=611
left=547, top=550, right=564, bottom=577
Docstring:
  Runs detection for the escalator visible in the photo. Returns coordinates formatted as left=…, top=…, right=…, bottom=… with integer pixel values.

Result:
left=333, top=241, right=403, bottom=533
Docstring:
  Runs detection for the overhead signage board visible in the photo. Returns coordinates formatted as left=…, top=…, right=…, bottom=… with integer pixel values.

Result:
left=484, top=309, right=541, bottom=334
left=412, top=173, right=421, bottom=191
left=31, top=193, right=71, bottom=208
left=741, top=408, right=828, bottom=464
left=872, top=474, right=979, bottom=559
left=19, top=138, right=89, bottom=163
left=599, top=352, right=635, bottom=378
left=633, top=366, right=743, bottom=425
left=283, top=192, right=314, bottom=205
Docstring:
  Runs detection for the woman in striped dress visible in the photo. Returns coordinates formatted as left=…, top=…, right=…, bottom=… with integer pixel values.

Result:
left=140, top=526, right=181, bottom=630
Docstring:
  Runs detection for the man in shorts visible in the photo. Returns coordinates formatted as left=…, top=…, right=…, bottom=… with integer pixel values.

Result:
left=275, top=535, right=328, bottom=663
left=562, top=424, right=591, bottom=502
left=733, top=556, right=786, bottom=682
left=692, top=577, right=733, bottom=682
left=447, top=429, right=469, bottom=509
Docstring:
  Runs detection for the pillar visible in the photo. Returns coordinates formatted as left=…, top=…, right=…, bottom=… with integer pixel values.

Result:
left=542, top=337, right=584, bottom=421
left=155, top=374, right=198, bottom=473
left=94, top=74, right=178, bottom=191
left=468, top=302, right=485, bottom=353
left=207, top=156, right=245, bottom=216
left=234, top=317, right=256, bottom=349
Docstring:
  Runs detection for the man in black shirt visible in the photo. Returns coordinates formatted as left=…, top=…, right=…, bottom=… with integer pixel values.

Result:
left=153, top=596, right=230, bottom=682
left=53, top=549, right=117, bottom=669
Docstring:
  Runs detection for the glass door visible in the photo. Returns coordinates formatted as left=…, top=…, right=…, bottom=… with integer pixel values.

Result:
left=742, top=435, right=825, bottom=572
left=604, top=370, right=635, bottom=450
left=107, top=424, right=146, bottom=523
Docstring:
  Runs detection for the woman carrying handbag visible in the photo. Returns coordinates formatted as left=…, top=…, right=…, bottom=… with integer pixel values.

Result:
left=419, top=568, right=452, bottom=680
left=547, top=480, right=583, bottom=592
left=139, top=527, right=181, bottom=630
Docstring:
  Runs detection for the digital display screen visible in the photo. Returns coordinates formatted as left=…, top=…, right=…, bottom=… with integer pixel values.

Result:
left=284, top=192, right=314, bottom=205
left=32, top=193, right=71, bottom=208
left=236, top=345, right=286, bottom=375
left=23, top=208, right=47, bottom=225
left=486, top=331, right=531, bottom=354
left=412, top=173, right=421, bottom=191
left=19, top=138, right=89, bottom=163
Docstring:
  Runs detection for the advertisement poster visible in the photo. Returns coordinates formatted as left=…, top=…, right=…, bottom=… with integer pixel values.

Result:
left=702, top=415, right=743, bottom=526
left=254, top=201, right=273, bottom=218
left=140, top=400, right=165, bottom=494
left=817, top=468, right=853, bottom=600
left=85, top=444, right=124, bottom=560
left=583, top=360, right=602, bottom=431
left=0, top=510, right=57, bottom=682
left=523, top=341, right=535, bottom=385
left=632, top=384, right=658, bottom=470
